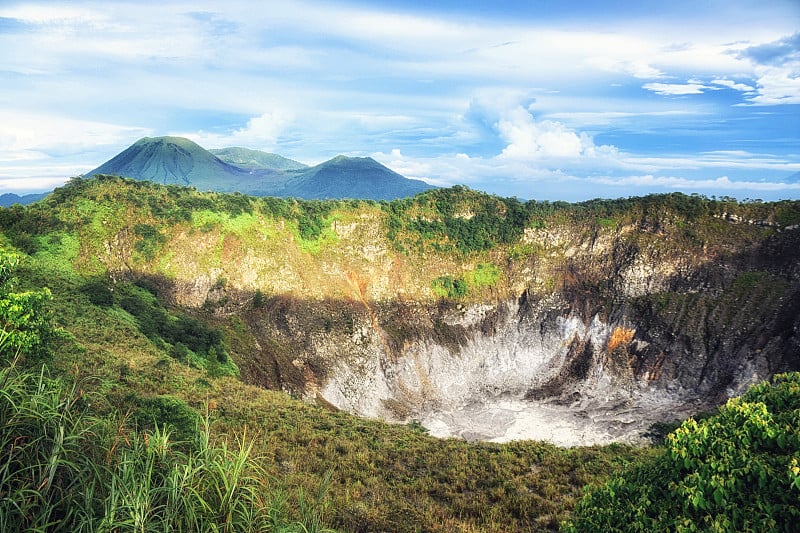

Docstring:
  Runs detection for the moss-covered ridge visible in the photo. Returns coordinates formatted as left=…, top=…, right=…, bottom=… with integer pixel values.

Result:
left=9, top=176, right=799, bottom=305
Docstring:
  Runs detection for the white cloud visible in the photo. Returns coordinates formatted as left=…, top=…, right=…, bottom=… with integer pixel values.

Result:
left=642, top=82, right=713, bottom=95
left=229, top=111, right=295, bottom=147
left=731, top=32, right=800, bottom=105
left=378, top=148, right=451, bottom=187
left=370, top=143, right=800, bottom=202
left=0, top=176, right=73, bottom=194
left=625, top=152, right=800, bottom=172
left=370, top=92, right=799, bottom=200
left=0, top=110, right=151, bottom=192
left=182, top=110, right=295, bottom=150
left=746, top=66, right=800, bottom=105
left=498, top=109, right=580, bottom=159
left=495, top=105, right=618, bottom=160
left=0, top=110, right=150, bottom=158
left=588, top=58, right=664, bottom=79
left=711, top=78, right=755, bottom=92
left=591, top=174, right=800, bottom=192
left=546, top=110, right=697, bottom=126
left=0, top=4, right=108, bottom=26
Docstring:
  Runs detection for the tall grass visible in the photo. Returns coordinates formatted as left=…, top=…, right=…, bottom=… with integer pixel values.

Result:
left=0, top=361, right=335, bottom=532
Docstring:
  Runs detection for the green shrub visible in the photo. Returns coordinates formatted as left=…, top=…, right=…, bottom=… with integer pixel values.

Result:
left=252, top=288, right=265, bottom=309
left=133, top=223, right=166, bottom=261
left=467, top=262, right=501, bottom=288
left=118, top=283, right=229, bottom=367
left=131, top=394, right=201, bottom=444
left=432, top=275, right=468, bottom=299
left=597, top=217, right=618, bottom=229
left=0, top=252, right=53, bottom=365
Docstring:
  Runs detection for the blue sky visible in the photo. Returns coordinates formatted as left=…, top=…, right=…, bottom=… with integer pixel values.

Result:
left=0, top=0, right=799, bottom=201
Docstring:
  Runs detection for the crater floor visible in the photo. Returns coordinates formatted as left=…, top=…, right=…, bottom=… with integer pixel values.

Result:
left=418, top=394, right=701, bottom=446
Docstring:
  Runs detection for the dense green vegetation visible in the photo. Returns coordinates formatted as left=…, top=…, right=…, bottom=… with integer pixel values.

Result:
left=432, top=274, right=469, bottom=299
left=0, top=363, right=335, bottom=532
left=0, top=252, right=53, bottom=365
left=7, top=175, right=799, bottom=274
left=431, top=263, right=502, bottom=299
left=383, top=185, right=800, bottom=255
left=384, top=185, right=534, bottom=254
left=116, top=281, right=238, bottom=376
left=565, top=372, right=800, bottom=532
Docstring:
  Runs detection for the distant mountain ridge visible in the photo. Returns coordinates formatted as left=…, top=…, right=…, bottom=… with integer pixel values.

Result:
left=85, top=136, right=433, bottom=200
left=209, top=147, right=307, bottom=171
left=0, top=192, right=49, bottom=207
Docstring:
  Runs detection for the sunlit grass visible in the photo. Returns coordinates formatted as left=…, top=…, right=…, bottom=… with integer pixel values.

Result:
left=0, top=361, right=335, bottom=532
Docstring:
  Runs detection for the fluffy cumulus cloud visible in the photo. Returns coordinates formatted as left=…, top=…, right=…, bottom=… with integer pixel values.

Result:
left=736, top=32, right=800, bottom=105
left=240, top=111, right=295, bottom=145
left=370, top=96, right=628, bottom=197
left=185, top=110, right=295, bottom=150
left=496, top=106, right=617, bottom=160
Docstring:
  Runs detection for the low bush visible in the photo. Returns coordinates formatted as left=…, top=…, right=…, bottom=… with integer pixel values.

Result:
left=432, top=275, right=468, bottom=299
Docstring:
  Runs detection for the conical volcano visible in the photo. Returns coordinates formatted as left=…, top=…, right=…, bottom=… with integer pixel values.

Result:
left=85, top=136, right=260, bottom=191
left=282, top=155, right=433, bottom=200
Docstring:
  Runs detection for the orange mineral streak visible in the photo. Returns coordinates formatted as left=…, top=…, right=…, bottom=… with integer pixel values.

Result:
left=607, top=326, right=635, bottom=353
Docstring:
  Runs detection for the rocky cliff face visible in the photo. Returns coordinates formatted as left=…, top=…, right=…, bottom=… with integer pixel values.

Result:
left=215, top=213, right=800, bottom=445
left=242, top=268, right=798, bottom=445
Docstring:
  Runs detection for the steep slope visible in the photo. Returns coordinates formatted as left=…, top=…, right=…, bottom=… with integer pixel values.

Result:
left=282, top=155, right=434, bottom=200
left=210, top=147, right=308, bottom=171
left=12, top=177, right=800, bottom=445
left=86, top=136, right=233, bottom=186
